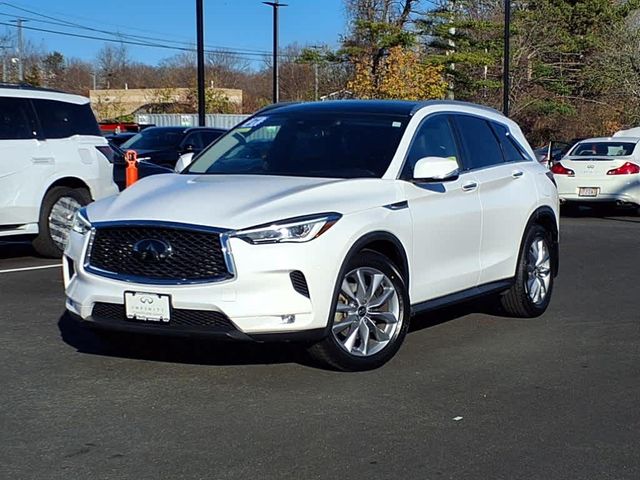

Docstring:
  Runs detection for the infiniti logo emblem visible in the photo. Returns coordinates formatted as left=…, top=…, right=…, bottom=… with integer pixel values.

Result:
left=132, top=238, right=173, bottom=262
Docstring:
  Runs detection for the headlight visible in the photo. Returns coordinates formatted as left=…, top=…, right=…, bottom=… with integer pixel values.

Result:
left=233, top=213, right=341, bottom=244
left=71, top=208, right=92, bottom=235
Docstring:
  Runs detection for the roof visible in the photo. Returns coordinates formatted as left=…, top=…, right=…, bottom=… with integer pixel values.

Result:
left=261, top=99, right=504, bottom=117
left=0, top=83, right=89, bottom=104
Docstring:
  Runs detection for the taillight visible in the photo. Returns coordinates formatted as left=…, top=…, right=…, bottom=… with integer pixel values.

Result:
left=550, top=163, right=575, bottom=176
left=606, top=162, right=640, bottom=175
left=95, top=145, right=115, bottom=164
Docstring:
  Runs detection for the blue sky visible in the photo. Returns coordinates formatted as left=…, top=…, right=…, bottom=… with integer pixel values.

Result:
left=0, top=0, right=347, bottom=66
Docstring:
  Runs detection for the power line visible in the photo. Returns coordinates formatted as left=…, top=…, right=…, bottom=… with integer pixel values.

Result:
left=0, top=2, right=272, bottom=56
left=0, top=20, right=272, bottom=60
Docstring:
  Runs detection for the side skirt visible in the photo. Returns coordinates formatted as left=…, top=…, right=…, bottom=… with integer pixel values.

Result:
left=410, top=278, right=514, bottom=316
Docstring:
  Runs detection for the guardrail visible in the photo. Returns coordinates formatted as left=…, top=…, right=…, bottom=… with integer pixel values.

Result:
left=134, top=113, right=250, bottom=129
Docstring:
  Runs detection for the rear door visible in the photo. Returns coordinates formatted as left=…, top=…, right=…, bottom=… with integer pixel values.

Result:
left=452, top=115, right=537, bottom=285
left=0, top=96, right=53, bottom=226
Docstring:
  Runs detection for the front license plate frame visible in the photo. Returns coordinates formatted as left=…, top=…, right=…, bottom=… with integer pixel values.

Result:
left=578, top=187, right=599, bottom=197
left=124, top=291, right=171, bottom=323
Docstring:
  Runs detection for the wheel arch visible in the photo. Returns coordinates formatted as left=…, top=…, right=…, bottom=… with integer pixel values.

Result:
left=524, top=206, right=559, bottom=276
left=44, top=177, right=93, bottom=199
left=343, top=231, right=410, bottom=292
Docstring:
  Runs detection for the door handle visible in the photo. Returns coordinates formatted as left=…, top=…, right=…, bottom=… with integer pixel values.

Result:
left=462, top=181, right=478, bottom=192
left=512, top=170, right=524, bottom=179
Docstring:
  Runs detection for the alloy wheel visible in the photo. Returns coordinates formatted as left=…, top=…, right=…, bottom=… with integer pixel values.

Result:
left=331, top=267, right=402, bottom=357
left=526, top=237, right=551, bottom=304
left=48, top=196, right=82, bottom=252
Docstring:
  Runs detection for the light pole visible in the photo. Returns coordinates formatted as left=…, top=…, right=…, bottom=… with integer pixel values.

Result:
left=0, top=46, right=8, bottom=82
left=10, top=19, right=25, bottom=82
left=196, top=0, right=206, bottom=126
left=503, top=0, right=510, bottom=116
left=263, top=1, right=287, bottom=104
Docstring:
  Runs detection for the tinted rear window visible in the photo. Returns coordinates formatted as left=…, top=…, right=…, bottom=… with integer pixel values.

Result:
left=569, top=142, right=636, bottom=157
left=453, top=115, right=504, bottom=170
left=33, top=99, right=100, bottom=139
left=0, top=97, right=35, bottom=140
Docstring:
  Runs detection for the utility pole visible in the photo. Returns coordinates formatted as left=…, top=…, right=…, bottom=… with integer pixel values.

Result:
left=503, top=0, right=510, bottom=116
left=13, top=19, right=25, bottom=82
left=196, top=0, right=206, bottom=126
left=263, top=1, right=287, bottom=104
left=0, top=46, right=7, bottom=83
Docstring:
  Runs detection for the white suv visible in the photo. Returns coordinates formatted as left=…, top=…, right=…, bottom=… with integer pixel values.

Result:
left=0, top=85, right=118, bottom=257
left=64, top=100, right=559, bottom=371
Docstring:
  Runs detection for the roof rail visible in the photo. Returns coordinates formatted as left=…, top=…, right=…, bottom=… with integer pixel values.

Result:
left=254, top=101, right=301, bottom=115
left=410, top=100, right=504, bottom=117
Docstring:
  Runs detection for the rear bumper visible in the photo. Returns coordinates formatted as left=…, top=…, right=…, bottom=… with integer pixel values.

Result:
left=555, top=175, right=640, bottom=205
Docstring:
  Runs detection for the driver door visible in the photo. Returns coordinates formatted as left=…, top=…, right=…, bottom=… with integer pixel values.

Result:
left=402, top=114, right=482, bottom=302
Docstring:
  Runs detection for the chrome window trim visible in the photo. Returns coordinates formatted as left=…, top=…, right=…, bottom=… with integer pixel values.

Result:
left=83, top=220, right=237, bottom=286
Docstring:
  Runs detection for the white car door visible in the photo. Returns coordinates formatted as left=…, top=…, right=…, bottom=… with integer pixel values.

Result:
left=0, top=96, right=53, bottom=226
left=452, top=115, right=537, bottom=285
left=402, top=114, right=482, bottom=302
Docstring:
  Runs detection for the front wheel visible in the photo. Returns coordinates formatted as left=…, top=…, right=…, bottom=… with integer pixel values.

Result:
left=500, top=224, right=555, bottom=317
left=32, top=187, right=91, bottom=258
left=307, top=250, right=410, bottom=371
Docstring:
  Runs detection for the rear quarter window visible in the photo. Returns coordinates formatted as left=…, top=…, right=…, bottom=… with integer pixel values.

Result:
left=33, top=99, right=101, bottom=139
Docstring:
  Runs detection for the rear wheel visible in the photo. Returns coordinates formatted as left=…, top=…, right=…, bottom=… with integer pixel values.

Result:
left=32, top=186, right=91, bottom=258
left=500, top=224, right=554, bottom=317
left=307, top=250, right=410, bottom=371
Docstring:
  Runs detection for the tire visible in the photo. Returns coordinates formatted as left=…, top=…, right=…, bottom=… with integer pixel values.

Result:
left=500, top=224, right=554, bottom=318
left=32, top=186, right=92, bottom=258
left=307, top=250, right=410, bottom=371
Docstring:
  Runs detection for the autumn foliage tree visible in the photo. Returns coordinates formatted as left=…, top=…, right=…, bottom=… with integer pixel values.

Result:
left=348, top=46, right=447, bottom=99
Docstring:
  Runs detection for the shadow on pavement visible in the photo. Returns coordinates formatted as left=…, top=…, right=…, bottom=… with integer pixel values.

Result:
left=57, top=311, right=317, bottom=368
left=0, top=239, right=39, bottom=260
left=59, top=296, right=503, bottom=369
left=561, top=203, right=640, bottom=222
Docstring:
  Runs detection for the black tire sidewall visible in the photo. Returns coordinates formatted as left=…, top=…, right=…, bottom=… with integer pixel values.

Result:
left=518, top=225, right=554, bottom=315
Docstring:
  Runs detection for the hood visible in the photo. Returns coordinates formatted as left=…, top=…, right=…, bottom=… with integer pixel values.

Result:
left=87, top=174, right=403, bottom=230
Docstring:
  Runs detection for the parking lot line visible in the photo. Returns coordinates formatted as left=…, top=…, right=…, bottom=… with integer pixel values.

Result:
left=0, top=264, right=62, bottom=274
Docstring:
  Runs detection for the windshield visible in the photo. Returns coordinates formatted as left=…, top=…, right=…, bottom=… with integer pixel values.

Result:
left=185, top=112, right=409, bottom=178
left=121, top=129, right=185, bottom=150
left=569, top=142, right=636, bottom=157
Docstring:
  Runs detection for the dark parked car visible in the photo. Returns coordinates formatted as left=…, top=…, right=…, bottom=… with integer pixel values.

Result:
left=109, top=143, right=174, bottom=191
left=119, top=126, right=226, bottom=168
left=105, top=132, right=136, bottom=146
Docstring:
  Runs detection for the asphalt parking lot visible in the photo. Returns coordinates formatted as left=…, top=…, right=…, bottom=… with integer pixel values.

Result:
left=1, top=211, right=639, bottom=480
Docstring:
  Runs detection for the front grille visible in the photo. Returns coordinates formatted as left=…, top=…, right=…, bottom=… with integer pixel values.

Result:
left=92, top=302, right=236, bottom=331
left=87, top=225, right=231, bottom=283
left=290, top=270, right=310, bottom=298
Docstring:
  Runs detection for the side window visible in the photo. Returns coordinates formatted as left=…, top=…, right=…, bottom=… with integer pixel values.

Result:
left=182, top=132, right=204, bottom=150
left=402, top=115, right=460, bottom=178
left=453, top=115, right=504, bottom=170
left=33, top=99, right=101, bottom=139
left=0, top=97, right=35, bottom=140
left=201, top=131, right=223, bottom=146
left=492, top=123, right=528, bottom=163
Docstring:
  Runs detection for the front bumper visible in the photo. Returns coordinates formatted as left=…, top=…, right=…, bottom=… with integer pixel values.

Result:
left=63, top=223, right=347, bottom=339
left=555, top=175, right=640, bottom=204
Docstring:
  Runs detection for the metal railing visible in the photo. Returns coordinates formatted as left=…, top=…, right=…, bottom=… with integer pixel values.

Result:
left=134, top=113, right=249, bottom=129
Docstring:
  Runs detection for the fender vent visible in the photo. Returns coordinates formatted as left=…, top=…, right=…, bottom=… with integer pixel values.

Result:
left=290, top=271, right=310, bottom=298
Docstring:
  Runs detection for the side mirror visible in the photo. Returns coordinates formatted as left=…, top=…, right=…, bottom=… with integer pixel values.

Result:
left=413, top=156, right=460, bottom=182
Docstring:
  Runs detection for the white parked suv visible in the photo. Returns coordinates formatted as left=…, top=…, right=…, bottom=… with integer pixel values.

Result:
left=64, top=100, right=559, bottom=370
left=0, top=85, right=118, bottom=257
